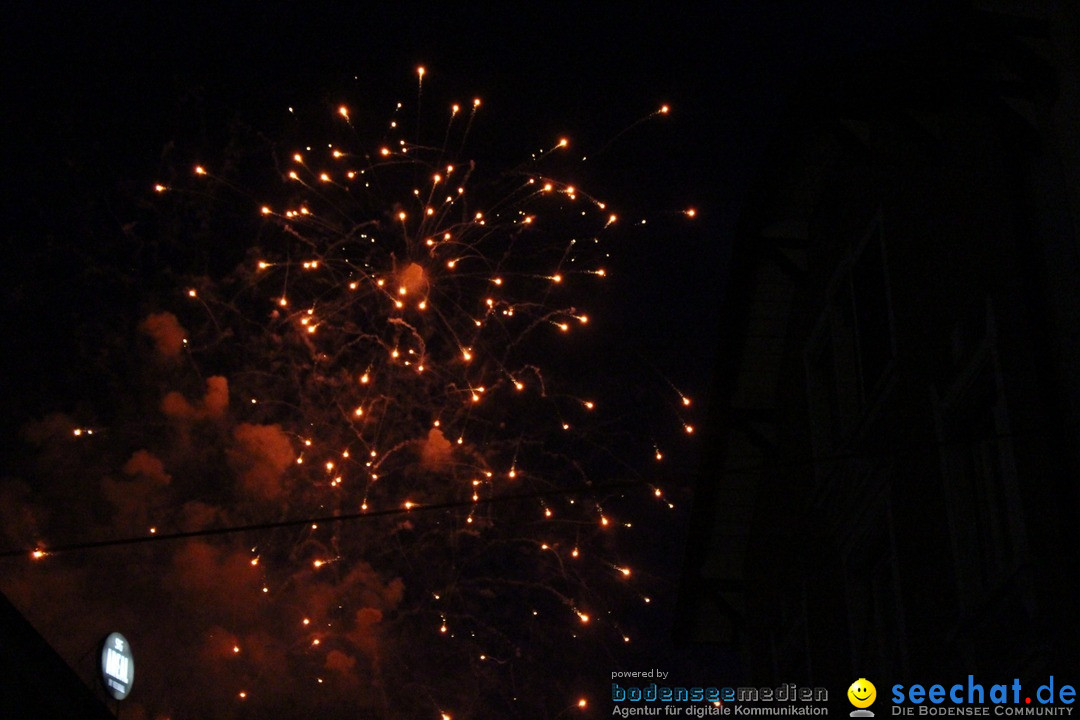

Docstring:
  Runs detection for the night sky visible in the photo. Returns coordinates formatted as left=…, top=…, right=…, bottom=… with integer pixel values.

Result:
left=3, top=3, right=951, bottom=718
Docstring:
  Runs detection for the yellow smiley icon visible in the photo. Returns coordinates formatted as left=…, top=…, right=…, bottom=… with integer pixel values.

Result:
left=848, top=678, right=876, bottom=708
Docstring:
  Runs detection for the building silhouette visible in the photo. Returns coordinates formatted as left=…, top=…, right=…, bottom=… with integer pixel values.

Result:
left=679, top=0, right=1080, bottom=690
left=0, top=590, right=116, bottom=719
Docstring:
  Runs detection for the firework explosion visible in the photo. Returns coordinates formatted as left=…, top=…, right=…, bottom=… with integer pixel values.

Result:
left=4, top=71, right=697, bottom=719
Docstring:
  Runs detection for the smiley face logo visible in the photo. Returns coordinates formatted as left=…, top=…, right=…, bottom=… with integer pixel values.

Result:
left=848, top=678, right=876, bottom=709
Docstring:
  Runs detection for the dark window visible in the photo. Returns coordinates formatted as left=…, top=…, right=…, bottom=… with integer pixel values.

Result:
left=934, top=300, right=1025, bottom=606
left=844, top=493, right=906, bottom=678
left=850, top=227, right=893, bottom=396
left=770, top=585, right=812, bottom=679
left=805, top=211, right=895, bottom=459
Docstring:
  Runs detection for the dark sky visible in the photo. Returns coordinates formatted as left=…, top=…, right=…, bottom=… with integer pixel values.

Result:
left=5, top=2, right=952, bottom=416
left=2, top=3, right=956, bottom=718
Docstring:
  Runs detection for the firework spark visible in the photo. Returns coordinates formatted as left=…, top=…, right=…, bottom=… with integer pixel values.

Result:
left=6, top=73, right=698, bottom=720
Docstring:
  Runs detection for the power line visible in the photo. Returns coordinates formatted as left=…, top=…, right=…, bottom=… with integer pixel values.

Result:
left=10, top=428, right=1049, bottom=561
left=0, top=479, right=650, bottom=560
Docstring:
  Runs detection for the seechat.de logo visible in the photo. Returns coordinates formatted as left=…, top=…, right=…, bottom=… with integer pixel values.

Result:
left=849, top=678, right=877, bottom=717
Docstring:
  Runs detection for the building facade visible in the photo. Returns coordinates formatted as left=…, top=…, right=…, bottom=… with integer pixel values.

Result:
left=679, top=0, right=1080, bottom=690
